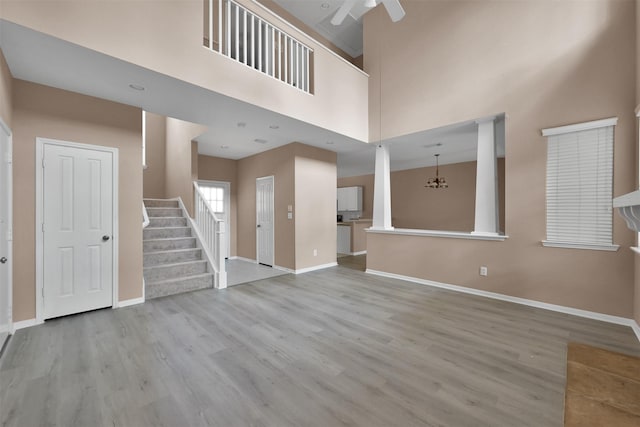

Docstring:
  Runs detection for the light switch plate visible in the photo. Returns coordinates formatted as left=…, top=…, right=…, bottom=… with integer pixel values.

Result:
left=287, top=212, right=293, bottom=219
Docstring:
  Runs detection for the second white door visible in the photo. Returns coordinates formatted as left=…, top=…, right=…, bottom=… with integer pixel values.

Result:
left=42, top=142, right=115, bottom=319
left=256, top=176, right=274, bottom=266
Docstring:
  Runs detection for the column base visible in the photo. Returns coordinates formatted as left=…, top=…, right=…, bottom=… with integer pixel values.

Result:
left=471, top=231, right=500, bottom=237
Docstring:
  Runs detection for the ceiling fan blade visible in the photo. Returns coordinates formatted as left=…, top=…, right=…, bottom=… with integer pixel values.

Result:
left=331, top=0, right=358, bottom=25
left=381, top=0, right=405, bottom=22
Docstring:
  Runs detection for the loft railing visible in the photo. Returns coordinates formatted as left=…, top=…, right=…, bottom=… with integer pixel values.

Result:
left=205, top=0, right=313, bottom=94
left=193, top=182, right=227, bottom=289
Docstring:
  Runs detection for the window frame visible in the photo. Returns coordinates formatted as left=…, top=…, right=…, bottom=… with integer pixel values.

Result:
left=541, top=117, right=619, bottom=252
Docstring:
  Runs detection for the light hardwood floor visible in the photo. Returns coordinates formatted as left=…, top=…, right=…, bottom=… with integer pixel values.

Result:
left=1, top=265, right=639, bottom=426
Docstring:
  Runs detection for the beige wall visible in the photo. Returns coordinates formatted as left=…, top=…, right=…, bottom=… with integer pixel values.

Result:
left=235, top=142, right=336, bottom=270
left=237, top=144, right=296, bottom=269
left=631, top=0, right=640, bottom=328
left=12, top=80, right=142, bottom=321
left=294, top=144, right=337, bottom=269
left=164, top=117, right=207, bottom=216
left=143, top=112, right=167, bottom=199
left=339, top=159, right=505, bottom=232
left=0, top=49, right=12, bottom=127
left=2, top=0, right=368, bottom=142
left=392, top=159, right=506, bottom=232
left=364, top=0, right=636, bottom=318
left=635, top=256, right=640, bottom=325
left=198, top=155, right=238, bottom=257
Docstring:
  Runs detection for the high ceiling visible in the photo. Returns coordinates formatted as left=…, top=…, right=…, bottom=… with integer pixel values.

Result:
left=270, top=0, right=370, bottom=58
left=1, top=17, right=504, bottom=179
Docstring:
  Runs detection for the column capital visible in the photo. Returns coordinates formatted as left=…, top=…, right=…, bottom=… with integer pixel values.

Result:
left=476, top=115, right=496, bottom=125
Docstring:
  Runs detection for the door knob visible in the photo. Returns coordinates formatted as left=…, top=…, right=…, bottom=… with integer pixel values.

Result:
left=0, top=257, right=6, bottom=264
left=102, top=235, right=110, bottom=241
left=257, top=224, right=261, bottom=228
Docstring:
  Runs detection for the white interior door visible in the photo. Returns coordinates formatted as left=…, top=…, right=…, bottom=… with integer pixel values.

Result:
left=256, top=176, right=274, bottom=266
left=198, top=181, right=231, bottom=258
left=43, top=142, right=114, bottom=319
left=0, top=122, right=12, bottom=346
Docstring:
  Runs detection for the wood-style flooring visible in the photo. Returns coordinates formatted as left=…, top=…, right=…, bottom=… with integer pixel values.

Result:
left=564, top=342, right=640, bottom=426
left=1, top=265, right=639, bottom=426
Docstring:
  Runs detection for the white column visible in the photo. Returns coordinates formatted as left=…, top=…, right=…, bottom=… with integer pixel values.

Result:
left=372, top=144, right=394, bottom=230
left=472, top=117, right=499, bottom=236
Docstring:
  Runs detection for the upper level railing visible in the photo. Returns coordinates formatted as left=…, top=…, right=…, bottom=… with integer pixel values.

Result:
left=193, top=182, right=227, bottom=289
left=206, top=0, right=313, bottom=94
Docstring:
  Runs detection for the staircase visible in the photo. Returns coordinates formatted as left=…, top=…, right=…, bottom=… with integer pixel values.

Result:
left=143, top=199, right=214, bottom=299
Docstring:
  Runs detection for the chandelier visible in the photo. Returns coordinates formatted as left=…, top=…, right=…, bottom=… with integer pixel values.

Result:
left=425, top=154, right=448, bottom=189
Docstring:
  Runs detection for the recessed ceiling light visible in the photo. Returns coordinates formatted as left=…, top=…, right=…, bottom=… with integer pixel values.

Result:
left=321, top=3, right=330, bottom=9
left=254, top=138, right=268, bottom=144
left=129, top=84, right=145, bottom=91
left=237, top=122, right=246, bottom=128
left=423, top=142, right=443, bottom=148
left=220, top=145, right=229, bottom=149
left=269, top=125, right=279, bottom=129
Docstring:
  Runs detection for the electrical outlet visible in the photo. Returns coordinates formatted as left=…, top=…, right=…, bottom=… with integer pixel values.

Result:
left=313, top=249, right=318, bottom=256
left=479, top=266, right=488, bottom=276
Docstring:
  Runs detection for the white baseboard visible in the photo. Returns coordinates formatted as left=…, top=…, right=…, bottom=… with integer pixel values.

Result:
left=295, top=262, right=338, bottom=274
left=366, top=269, right=640, bottom=342
left=273, top=265, right=295, bottom=273
left=116, top=296, right=145, bottom=308
left=631, top=321, right=640, bottom=342
left=12, top=318, right=42, bottom=332
left=351, top=250, right=367, bottom=256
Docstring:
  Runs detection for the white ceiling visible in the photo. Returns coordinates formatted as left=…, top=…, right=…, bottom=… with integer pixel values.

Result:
left=0, top=20, right=366, bottom=160
left=271, top=0, right=370, bottom=57
left=0, top=19, right=505, bottom=180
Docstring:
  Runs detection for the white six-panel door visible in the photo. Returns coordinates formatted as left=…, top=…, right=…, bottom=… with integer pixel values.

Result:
left=256, top=176, right=274, bottom=266
left=42, top=142, right=114, bottom=319
left=0, top=121, right=12, bottom=346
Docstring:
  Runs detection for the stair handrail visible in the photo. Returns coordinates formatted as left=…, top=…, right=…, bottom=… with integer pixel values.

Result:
left=192, top=182, right=227, bottom=289
left=142, top=202, right=150, bottom=229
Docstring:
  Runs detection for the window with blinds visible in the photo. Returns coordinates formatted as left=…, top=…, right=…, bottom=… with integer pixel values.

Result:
left=542, top=118, right=619, bottom=251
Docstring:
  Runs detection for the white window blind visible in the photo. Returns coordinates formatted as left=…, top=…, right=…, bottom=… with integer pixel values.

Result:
left=544, top=121, right=615, bottom=249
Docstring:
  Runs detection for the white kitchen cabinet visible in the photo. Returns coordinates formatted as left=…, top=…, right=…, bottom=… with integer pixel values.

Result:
left=337, top=225, right=351, bottom=254
left=337, top=186, right=362, bottom=212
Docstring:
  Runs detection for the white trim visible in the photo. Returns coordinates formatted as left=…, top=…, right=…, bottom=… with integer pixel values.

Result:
left=35, top=138, right=120, bottom=322
left=367, top=228, right=509, bottom=241
left=142, top=202, right=150, bottom=228
left=0, top=119, right=12, bottom=340
left=631, top=247, right=640, bottom=254
left=294, top=262, right=337, bottom=274
left=631, top=322, right=640, bottom=342
left=541, top=117, right=618, bottom=137
left=541, top=240, right=620, bottom=251
left=256, top=176, right=275, bottom=267
left=366, top=269, right=640, bottom=341
left=251, top=0, right=368, bottom=75
left=272, top=262, right=337, bottom=274
left=12, top=318, right=43, bottom=332
left=116, top=296, right=145, bottom=308
left=351, top=250, right=367, bottom=256
left=273, top=264, right=295, bottom=274
left=198, top=180, right=231, bottom=258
